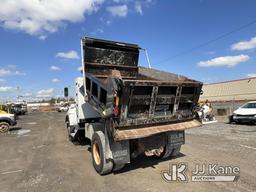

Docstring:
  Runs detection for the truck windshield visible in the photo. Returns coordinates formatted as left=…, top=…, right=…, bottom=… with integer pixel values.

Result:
left=241, top=103, right=256, bottom=108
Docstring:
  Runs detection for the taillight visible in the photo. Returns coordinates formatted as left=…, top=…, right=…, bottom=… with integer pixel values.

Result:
left=115, top=96, right=119, bottom=106
left=113, top=96, right=120, bottom=116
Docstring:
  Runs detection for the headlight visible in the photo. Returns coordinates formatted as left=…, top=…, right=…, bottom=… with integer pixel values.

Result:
left=254, top=114, right=256, bottom=118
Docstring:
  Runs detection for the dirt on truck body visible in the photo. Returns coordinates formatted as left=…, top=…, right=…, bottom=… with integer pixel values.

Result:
left=67, top=37, right=203, bottom=175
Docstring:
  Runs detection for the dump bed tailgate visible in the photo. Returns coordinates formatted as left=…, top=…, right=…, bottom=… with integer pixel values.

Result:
left=117, top=73, right=202, bottom=129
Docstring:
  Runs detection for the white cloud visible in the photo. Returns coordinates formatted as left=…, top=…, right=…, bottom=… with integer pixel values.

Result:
left=106, top=5, right=128, bottom=17
left=247, top=73, right=256, bottom=78
left=50, top=65, right=61, bottom=71
left=0, top=86, right=15, bottom=92
left=0, top=66, right=25, bottom=77
left=52, top=78, right=60, bottom=83
left=0, top=0, right=104, bottom=36
left=135, top=2, right=143, bottom=15
left=197, top=54, right=250, bottom=68
left=24, top=93, right=32, bottom=97
left=36, top=88, right=54, bottom=98
left=56, top=50, right=80, bottom=60
left=231, top=37, right=256, bottom=51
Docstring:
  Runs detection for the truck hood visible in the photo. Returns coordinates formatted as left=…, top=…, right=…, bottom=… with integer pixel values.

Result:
left=0, top=113, right=14, bottom=118
left=233, top=108, right=256, bottom=115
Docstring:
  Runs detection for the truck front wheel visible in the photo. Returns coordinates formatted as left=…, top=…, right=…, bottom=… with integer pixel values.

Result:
left=0, top=122, right=10, bottom=133
left=91, top=131, right=113, bottom=175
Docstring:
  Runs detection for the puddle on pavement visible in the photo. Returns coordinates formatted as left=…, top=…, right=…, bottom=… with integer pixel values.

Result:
left=1, top=128, right=32, bottom=137
left=17, top=129, right=31, bottom=136
left=27, top=122, right=37, bottom=125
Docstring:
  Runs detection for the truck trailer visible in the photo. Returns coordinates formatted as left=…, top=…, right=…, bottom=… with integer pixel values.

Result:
left=66, top=37, right=203, bottom=175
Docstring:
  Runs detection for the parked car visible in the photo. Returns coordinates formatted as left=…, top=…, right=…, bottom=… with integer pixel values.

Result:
left=0, top=111, right=17, bottom=133
left=229, top=101, right=256, bottom=124
left=57, top=106, right=69, bottom=112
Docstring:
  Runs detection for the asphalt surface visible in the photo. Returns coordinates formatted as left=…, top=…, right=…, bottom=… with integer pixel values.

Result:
left=0, top=112, right=256, bottom=192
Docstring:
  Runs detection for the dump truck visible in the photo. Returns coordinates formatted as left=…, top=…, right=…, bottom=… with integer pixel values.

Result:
left=66, top=37, right=203, bottom=175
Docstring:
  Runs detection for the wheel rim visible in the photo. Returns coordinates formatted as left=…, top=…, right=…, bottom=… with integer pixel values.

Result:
left=0, top=124, right=9, bottom=133
left=93, top=142, right=101, bottom=165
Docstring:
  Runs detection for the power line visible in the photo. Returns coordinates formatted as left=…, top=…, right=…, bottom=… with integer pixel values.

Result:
left=156, top=18, right=256, bottom=65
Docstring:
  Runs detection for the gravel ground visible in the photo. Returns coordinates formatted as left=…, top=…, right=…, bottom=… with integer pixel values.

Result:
left=0, top=112, right=255, bottom=192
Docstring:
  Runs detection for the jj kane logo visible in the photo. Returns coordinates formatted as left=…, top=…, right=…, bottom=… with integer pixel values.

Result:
left=161, top=163, right=240, bottom=182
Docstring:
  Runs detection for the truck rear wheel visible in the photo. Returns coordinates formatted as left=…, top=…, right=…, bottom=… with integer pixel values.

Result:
left=171, top=146, right=181, bottom=157
left=91, top=131, right=113, bottom=175
left=0, top=122, right=10, bottom=133
left=158, top=145, right=181, bottom=159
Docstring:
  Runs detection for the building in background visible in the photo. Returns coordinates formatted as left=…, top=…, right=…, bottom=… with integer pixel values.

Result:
left=200, top=77, right=256, bottom=116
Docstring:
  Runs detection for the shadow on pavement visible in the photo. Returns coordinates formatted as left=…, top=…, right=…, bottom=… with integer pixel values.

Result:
left=114, top=152, right=186, bottom=174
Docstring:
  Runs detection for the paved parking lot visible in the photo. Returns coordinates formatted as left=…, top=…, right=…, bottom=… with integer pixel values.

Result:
left=0, top=112, right=256, bottom=192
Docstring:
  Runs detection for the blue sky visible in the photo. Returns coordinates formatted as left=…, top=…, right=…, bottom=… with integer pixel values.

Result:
left=0, top=0, right=256, bottom=101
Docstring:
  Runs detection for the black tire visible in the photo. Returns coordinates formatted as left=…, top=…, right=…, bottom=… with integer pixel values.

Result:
left=171, top=146, right=181, bottom=157
left=157, top=146, right=172, bottom=159
left=157, top=145, right=181, bottom=159
left=113, top=163, right=125, bottom=172
left=91, top=131, right=113, bottom=175
left=0, top=122, right=10, bottom=133
left=229, top=115, right=235, bottom=124
left=67, top=125, right=76, bottom=142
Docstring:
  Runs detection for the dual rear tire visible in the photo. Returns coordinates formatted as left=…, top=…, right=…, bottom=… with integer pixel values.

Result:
left=157, top=145, right=181, bottom=159
left=91, top=132, right=181, bottom=174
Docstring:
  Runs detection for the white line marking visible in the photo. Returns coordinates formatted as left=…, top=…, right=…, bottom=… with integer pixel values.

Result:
left=1, top=170, right=23, bottom=175
left=240, top=144, right=256, bottom=150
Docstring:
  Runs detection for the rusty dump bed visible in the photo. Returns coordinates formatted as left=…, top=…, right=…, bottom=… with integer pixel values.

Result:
left=82, top=37, right=202, bottom=140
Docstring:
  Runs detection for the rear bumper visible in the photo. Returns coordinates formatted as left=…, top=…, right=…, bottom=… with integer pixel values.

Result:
left=113, top=119, right=202, bottom=141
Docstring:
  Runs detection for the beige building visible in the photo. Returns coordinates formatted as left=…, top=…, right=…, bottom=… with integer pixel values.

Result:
left=200, top=77, right=256, bottom=102
left=200, top=77, right=256, bottom=115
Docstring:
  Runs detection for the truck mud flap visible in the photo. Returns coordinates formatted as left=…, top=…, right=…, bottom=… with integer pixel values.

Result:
left=113, top=119, right=201, bottom=141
